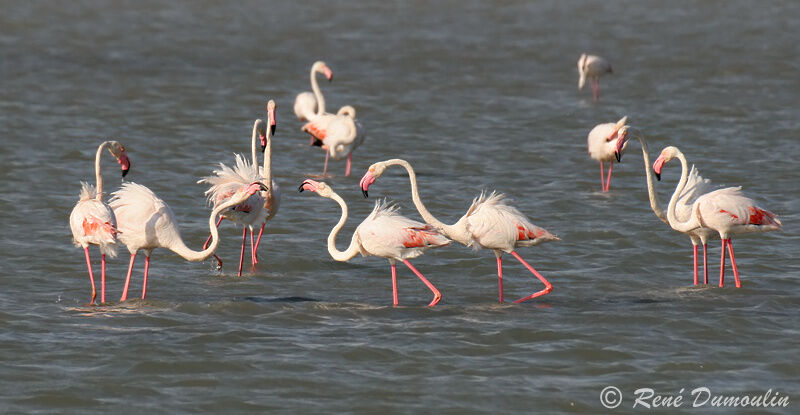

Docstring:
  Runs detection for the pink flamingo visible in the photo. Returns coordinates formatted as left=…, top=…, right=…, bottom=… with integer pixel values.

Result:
left=294, top=60, right=333, bottom=124
left=616, top=131, right=718, bottom=285
left=587, top=116, right=629, bottom=192
left=253, top=100, right=282, bottom=260
left=111, top=181, right=267, bottom=301
left=360, top=159, right=559, bottom=303
left=653, top=146, right=782, bottom=287
left=305, top=104, right=365, bottom=177
left=578, top=53, right=613, bottom=101
left=69, top=140, right=130, bottom=304
left=299, top=179, right=449, bottom=306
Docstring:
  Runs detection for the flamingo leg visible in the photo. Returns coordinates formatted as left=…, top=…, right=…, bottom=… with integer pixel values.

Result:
left=402, top=260, right=442, bottom=307
left=719, top=239, right=727, bottom=287
left=101, top=253, right=107, bottom=304
left=496, top=254, right=504, bottom=303
left=692, top=244, right=699, bottom=286
left=592, top=78, right=600, bottom=101
left=141, top=255, right=150, bottom=300
left=237, top=227, right=247, bottom=277
left=599, top=162, right=606, bottom=191
left=120, top=253, right=136, bottom=301
left=727, top=239, right=741, bottom=288
left=702, top=243, right=709, bottom=285
left=250, top=227, right=257, bottom=266
left=83, top=247, right=97, bottom=305
left=510, top=251, right=553, bottom=303
left=255, top=222, right=265, bottom=256
left=204, top=217, right=224, bottom=269
left=390, top=261, right=399, bottom=306
left=322, top=152, right=330, bottom=177
left=605, top=162, right=614, bottom=191
left=345, top=153, right=353, bottom=177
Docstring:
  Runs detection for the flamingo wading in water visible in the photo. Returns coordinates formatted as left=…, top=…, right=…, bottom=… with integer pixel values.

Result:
left=652, top=146, right=782, bottom=288
left=253, top=100, right=282, bottom=259
left=587, top=116, right=629, bottom=192
left=299, top=179, right=449, bottom=306
left=360, top=159, right=559, bottom=303
left=69, top=140, right=131, bottom=304
left=578, top=53, right=613, bottom=101
left=111, top=181, right=268, bottom=301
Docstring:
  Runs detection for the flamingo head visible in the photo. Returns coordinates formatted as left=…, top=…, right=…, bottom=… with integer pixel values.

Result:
left=106, top=140, right=131, bottom=177
left=359, top=162, right=388, bottom=198
left=313, top=60, right=333, bottom=82
left=260, top=99, right=276, bottom=151
left=230, top=182, right=269, bottom=204
left=612, top=125, right=630, bottom=162
left=652, top=146, right=680, bottom=181
left=336, top=105, right=356, bottom=118
left=298, top=179, right=333, bottom=198
left=254, top=119, right=267, bottom=152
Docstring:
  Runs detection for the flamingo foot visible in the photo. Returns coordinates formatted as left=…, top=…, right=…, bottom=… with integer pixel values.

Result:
left=510, top=251, right=553, bottom=303
left=403, top=260, right=441, bottom=307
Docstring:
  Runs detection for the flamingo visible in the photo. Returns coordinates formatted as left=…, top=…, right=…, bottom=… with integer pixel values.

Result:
left=298, top=179, right=449, bottom=306
left=294, top=60, right=333, bottom=124
left=360, top=159, right=559, bottom=303
left=615, top=130, right=718, bottom=285
left=68, top=140, right=131, bottom=304
left=111, top=181, right=267, bottom=301
left=578, top=53, right=613, bottom=101
left=652, top=146, right=782, bottom=288
left=253, top=100, right=282, bottom=258
left=307, top=104, right=366, bottom=177
left=587, top=116, right=629, bottom=192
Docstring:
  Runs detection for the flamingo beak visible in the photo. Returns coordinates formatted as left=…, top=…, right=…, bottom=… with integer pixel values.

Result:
left=259, top=183, right=269, bottom=192
left=652, top=157, right=665, bottom=181
left=614, top=151, right=622, bottom=163
left=359, top=171, right=375, bottom=198
left=323, top=66, right=333, bottom=82
left=298, top=183, right=305, bottom=192
left=118, top=153, right=131, bottom=177
left=268, top=105, right=277, bottom=137
left=259, top=133, right=267, bottom=152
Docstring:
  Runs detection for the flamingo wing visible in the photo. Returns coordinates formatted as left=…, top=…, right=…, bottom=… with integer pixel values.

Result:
left=356, top=200, right=450, bottom=259
left=466, top=192, right=559, bottom=251
left=696, top=187, right=781, bottom=229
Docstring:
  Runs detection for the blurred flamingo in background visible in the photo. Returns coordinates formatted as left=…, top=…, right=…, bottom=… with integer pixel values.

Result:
left=69, top=140, right=130, bottom=304
left=587, top=116, right=629, bottom=192
left=360, top=159, right=559, bottom=303
left=578, top=53, right=613, bottom=101
left=653, top=146, right=782, bottom=287
left=305, top=104, right=365, bottom=177
left=294, top=60, right=333, bottom=125
left=299, top=179, right=448, bottom=306
left=111, top=181, right=267, bottom=301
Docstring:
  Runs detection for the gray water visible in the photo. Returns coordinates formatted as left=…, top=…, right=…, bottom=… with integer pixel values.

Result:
left=1, top=1, right=798, bottom=413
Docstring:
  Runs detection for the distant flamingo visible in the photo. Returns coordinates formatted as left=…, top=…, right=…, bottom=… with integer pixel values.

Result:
left=294, top=60, right=333, bottom=124
left=308, top=104, right=366, bottom=177
left=69, top=140, right=130, bottom=304
left=253, top=100, right=282, bottom=259
left=111, top=181, right=267, bottom=301
left=616, top=130, right=717, bottom=285
left=587, top=116, right=629, bottom=192
left=299, top=179, right=449, bottom=306
left=653, top=146, right=782, bottom=287
left=360, top=159, right=559, bottom=303
left=578, top=53, right=613, bottom=101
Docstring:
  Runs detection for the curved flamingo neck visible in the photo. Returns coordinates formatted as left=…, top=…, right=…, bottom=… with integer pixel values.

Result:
left=384, top=159, right=471, bottom=244
left=262, top=122, right=273, bottom=191
left=325, top=190, right=361, bottom=262
left=633, top=133, right=667, bottom=223
left=169, top=193, right=246, bottom=261
left=94, top=141, right=111, bottom=200
left=310, top=66, right=326, bottom=115
left=666, top=150, right=700, bottom=233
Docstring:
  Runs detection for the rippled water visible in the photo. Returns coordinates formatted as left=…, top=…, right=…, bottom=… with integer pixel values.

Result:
left=1, top=1, right=798, bottom=413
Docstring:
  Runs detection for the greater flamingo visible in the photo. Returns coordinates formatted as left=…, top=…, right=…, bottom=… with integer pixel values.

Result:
left=298, top=179, right=449, bottom=306
left=652, top=146, right=782, bottom=287
left=307, top=104, right=365, bottom=177
left=69, top=140, right=131, bottom=304
left=587, top=116, right=629, bottom=192
left=111, top=181, right=267, bottom=301
left=616, top=130, right=718, bottom=285
left=294, top=60, right=333, bottom=123
left=578, top=53, right=613, bottom=101
left=253, top=100, right=282, bottom=258
left=360, top=159, right=559, bottom=303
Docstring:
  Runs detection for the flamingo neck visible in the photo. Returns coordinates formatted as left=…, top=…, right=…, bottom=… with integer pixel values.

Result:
left=263, top=124, right=272, bottom=190
left=94, top=141, right=111, bottom=200
left=667, top=150, right=701, bottom=233
left=251, top=120, right=260, bottom=170
left=326, top=190, right=361, bottom=262
left=310, top=66, right=326, bottom=115
left=169, top=194, right=245, bottom=261
left=634, top=133, right=667, bottom=223
left=384, top=159, right=471, bottom=244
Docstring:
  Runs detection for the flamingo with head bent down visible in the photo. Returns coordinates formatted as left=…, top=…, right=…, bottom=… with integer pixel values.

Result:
left=69, top=140, right=130, bottom=304
left=299, top=179, right=448, bottom=306
left=360, top=159, right=559, bottom=303
left=652, top=146, right=782, bottom=288
left=578, top=53, right=613, bottom=101
left=587, top=116, right=629, bottom=192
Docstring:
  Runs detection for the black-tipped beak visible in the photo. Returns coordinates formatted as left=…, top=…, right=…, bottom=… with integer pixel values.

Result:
left=259, top=183, right=269, bottom=192
left=298, top=184, right=305, bottom=192
left=362, top=189, right=368, bottom=198
left=655, top=172, right=661, bottom=181
left=122, top=168, right=129, bottom=178
left=328, top=75, right=333, bottom=82
left=261, top=144, right=266, bottom=153
left=614, top=151, right=622, bottom=163
left=270, top=124, right=276, bottom=136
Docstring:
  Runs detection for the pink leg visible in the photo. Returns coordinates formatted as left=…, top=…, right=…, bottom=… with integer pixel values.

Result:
left=309, top=136, right=315, bottom=146
left=255, top=223, right=265, bottom=255
left=345, top=153, right=353, bottom=177
left=205, top=217, right=224, bottom=269
left=101, top=254, right=107, bottom=303
left=605, top=162, right=614, bottom=191
left=120, top=253, right=136, bottom=301
left=322, top=152, right=329, bottom=176
left=496, top=255, right=504, bottom=303
left=237, top=227, right=247, bottom=277
left=719, top=239, right=727, bottom=287
left=141, top=256, right=150, bottom=300
left=83, top=247, right=97, bottom=305
left=510, top=251, right=553, bottom=303
left=402, top=260, right=442, bottom=306
left=390, top=262, right=399, bottom=306
left=727, top=240, right=741, bottom=288
left=702, top=243, right=709, bottom=285
left=592, top=78, right=600, bottom=101
left=599, top=162, right=606, bottom=191
left=250, top=227, right=257, bottom=266
left=692, top=245, right=699, bottom=286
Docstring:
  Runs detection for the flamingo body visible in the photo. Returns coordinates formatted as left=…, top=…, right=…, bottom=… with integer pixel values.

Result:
left=587, top=116, right=629, bottom=191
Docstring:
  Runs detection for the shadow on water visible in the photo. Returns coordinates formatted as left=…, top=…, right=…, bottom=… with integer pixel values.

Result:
left=240, top=296, right=320, bottom=303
